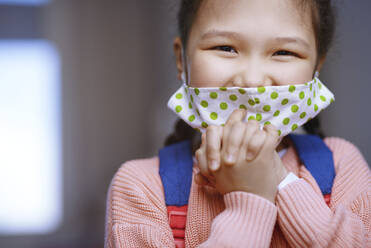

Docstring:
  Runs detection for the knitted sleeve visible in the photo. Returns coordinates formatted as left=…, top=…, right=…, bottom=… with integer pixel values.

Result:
left=276, top=137, right=371, bottom=247
left=104, top=158, right=175, bottom=248
left=198, top=192, right=278, bottom=248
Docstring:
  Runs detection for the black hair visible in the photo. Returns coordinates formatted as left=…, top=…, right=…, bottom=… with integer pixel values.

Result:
left=166, top=0, right=336, bottom=148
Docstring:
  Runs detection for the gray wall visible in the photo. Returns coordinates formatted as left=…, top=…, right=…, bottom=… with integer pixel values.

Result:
left=0, top=0, right=369, bottom=247
left=320, top=0, right=371, bottom=159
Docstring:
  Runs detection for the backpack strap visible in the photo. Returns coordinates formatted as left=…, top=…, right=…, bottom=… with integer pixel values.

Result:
left=289, top=134, right=335, bottom=205
left=159, top=140, right=193, bottom=248
left=159, top=140, right=194, bottom=206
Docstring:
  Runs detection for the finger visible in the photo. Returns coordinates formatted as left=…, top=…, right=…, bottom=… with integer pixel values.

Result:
left=225, top=109, right=247, bottom=126
left=206, top=125, right=223, bottom=172
left=258, top=124, right=280, bottom=155
left=195, top=146, right=211, bottom=180
left=195, top=172, right=209, bottom=186
left=245, top=128, right=266, bottom=161
left=222, top=109, right=247, bottom=159
left=222, top=122, right=246, bottom=166
left=263, top=124, right=280, bottom=143
left=201, top=132, right=206, bottom=144
left=240, top=120, right=260, bottom=152
left=196, top=137, right=216, bottom=183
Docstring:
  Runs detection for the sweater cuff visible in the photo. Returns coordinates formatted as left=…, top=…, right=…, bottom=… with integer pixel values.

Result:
left=203, top=191, right=277, bottom=247
left=278, top=172, right=300, bottom=191
left=276, top=179, right=333, bottom=244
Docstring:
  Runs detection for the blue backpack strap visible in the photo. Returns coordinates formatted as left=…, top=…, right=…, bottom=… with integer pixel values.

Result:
left=159, top=140, right=194, bottom=206
left=289, top=134, right=335, bottom=195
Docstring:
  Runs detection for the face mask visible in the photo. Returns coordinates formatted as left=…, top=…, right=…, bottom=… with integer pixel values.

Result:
left=167, top=77, right=334, bottom=137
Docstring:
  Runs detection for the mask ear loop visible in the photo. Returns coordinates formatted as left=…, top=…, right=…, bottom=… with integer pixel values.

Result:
left=180, top=48, right=188, bottom=85
left=181, top=71, right=186, bottom=84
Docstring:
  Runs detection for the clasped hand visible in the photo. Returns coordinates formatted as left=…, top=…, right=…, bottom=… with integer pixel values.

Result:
left=195, top=109, right=288, bottom=203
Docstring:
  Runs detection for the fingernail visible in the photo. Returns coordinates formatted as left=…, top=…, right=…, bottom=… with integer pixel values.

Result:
left=246, top=151, right=254, bottom=160
left=210, top=160, right=219, bottom=171
left=226, top=154, right=235, bottom=164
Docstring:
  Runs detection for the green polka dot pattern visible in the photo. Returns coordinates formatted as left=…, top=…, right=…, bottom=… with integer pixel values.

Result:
left=168, top=78, right=334, bottom=137
left=176, top=93, right=183, bottom=99
left=291, top=105, right=299, bottom=113
left=299, top=91, right=305, bottom=99
left=229, top=95, right=238, bottom=101
left=248, top=99, right=255, bottom=106
left=210, top=92, right=218, bottom=99
left=201, top=101, right=208, bottom=108
left=210, top=112, right=218, bottom=120
left=281, top=98, right=289, bottom=105
left=258, top=87, right=266, bottom=93
left=220, top=102, right=228, bottom=110
left=175, top=105, right=182, bottom=113
left=263, top=105, right=271, bottom=112
left=283, top=118, right=290, bottom=125
left=271, top=92, right=279, bottom=99
left=291, top=124, right=298, bottom=131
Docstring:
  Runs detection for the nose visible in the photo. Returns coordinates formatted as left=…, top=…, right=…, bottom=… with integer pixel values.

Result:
left=231, top=59, right=272, bottom=88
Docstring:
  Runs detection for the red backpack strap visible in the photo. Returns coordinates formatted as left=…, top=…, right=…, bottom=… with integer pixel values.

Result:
left=324, top=194, right=331, bottom=206
left=167, top=205, right=188, bottom=248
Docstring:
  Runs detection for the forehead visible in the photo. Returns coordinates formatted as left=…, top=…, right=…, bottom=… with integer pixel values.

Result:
left=188, top=0, right=314, bottom=44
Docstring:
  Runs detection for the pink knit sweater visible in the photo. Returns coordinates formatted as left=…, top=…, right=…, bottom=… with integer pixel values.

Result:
left=105, top=137, right=370, bottom=247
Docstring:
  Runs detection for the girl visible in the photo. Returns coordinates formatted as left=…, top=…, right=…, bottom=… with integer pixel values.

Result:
left=105, top=0, right=370, bottom=247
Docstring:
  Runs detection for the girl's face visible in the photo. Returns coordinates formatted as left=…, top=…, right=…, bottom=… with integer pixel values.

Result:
left=175, top=0, right=321, bottom=88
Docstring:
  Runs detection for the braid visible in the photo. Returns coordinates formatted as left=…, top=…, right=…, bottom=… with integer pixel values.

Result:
left=303, top=117, right=325, bottom=138
left=165, top=119, right=201, bottom=153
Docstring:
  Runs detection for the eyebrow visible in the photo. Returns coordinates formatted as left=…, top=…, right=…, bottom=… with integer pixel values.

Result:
left=274, top=37, right=310, bottom=49
left=201, top=30, right=310, bottom=49
left=201, top=30, right=242, bottom=40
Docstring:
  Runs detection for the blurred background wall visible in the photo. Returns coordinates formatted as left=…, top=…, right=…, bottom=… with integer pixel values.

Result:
left=0, top=0, right=369, bottom=247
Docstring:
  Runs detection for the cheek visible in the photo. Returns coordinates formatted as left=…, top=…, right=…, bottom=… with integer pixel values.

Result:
left=188, top=53, right=234, bottom=87
left=271, top=61, right=316, bottom=86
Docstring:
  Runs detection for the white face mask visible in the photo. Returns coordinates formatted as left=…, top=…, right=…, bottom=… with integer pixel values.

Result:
left=168, top=77, right=334, bottom=137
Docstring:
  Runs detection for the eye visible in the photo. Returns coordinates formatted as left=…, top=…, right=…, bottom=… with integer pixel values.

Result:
left=273, top=50, right=298, bottom=57
left=213, top=45, right=237, bottom=53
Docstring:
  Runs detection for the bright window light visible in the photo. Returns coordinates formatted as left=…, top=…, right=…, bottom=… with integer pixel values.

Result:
left=0, top=0, right=50, bottom=5
left=0, top=40, right=62, bottom=235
